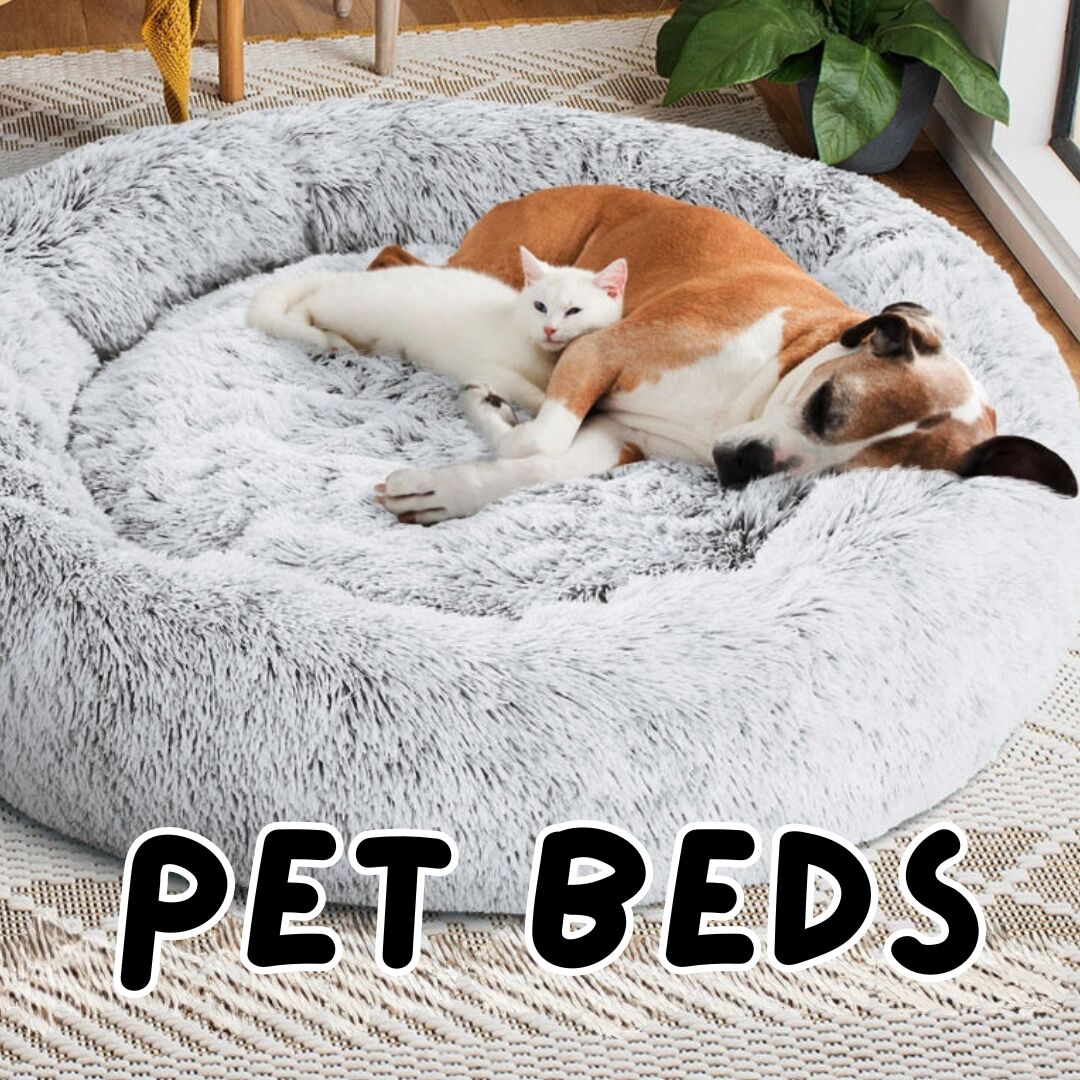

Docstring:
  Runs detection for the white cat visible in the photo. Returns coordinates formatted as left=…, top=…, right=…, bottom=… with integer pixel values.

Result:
left=247, top=249, right=628, bottom=437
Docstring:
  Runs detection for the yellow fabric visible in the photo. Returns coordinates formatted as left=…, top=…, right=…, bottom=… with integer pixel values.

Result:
left=142, top=0, right=203, bottom=123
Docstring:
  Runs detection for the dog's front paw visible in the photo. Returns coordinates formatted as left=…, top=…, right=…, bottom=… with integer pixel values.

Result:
left=375, top=464, right=485, bottom=524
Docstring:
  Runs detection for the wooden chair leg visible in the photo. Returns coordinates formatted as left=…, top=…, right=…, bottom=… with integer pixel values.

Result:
left=374, top=0, right=401, bottom=76
left=218, top=0, right=244, bottom=102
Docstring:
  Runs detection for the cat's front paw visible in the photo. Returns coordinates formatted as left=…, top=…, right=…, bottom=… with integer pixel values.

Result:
left=460, top=384, right=517, bottom=428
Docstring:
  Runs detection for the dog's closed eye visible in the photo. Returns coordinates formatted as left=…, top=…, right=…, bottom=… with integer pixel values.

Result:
left=804, top=379, right=841, bottom=438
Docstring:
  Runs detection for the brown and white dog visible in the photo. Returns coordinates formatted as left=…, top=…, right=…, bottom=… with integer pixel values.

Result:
left=373, top=185, right=1076, bottom=523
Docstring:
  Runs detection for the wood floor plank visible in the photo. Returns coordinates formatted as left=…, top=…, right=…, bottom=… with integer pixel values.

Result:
left=0, top=0, right=86, bottom=51
left=81, top=0, right=136, bottom=48
left=0, top=0, right=664, bottom=50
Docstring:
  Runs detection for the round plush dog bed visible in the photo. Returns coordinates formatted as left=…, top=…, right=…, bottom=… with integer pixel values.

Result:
left=1, top=99, right=1077, bottom=911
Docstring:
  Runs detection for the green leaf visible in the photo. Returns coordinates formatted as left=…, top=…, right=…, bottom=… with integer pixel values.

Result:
left=832, top=0, right=876, bottom=40
left=873, top=0, right=1009, bottom=122
left=869, top=0, right=917, bottom=25
left=656, top=0, right=732, bottom=79
left=663, top=0, right=827, bottom=104
left=812, top=33, right=902, bottom=163
left=768, top=44, right=823, bottom=83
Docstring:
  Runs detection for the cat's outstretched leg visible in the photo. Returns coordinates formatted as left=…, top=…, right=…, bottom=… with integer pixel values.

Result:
left=376, top=416, right=639, bottom=524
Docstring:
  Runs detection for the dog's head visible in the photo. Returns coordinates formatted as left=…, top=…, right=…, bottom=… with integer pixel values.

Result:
left=712, top=303, right=1077, bottom=497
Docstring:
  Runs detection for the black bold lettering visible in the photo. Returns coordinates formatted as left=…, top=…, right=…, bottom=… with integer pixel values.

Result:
left=349, top=830, right=458, bottom=975
left=886, top=824, right=985, bottom=981
left=768, top=825, right=876, bottom=970
left=114, top=828, right=234, bottom=998
left=526, top=821, right=652, bottom=974
left=241, top=822, right=344, bottom=973
left=660, top=823, right=761, bottom=972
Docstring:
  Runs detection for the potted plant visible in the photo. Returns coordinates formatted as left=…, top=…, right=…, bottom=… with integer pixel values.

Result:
left=656, top=0, right=1010, bottom=173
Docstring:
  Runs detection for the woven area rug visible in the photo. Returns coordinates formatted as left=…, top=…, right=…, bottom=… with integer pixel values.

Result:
left=0, top=15, right=782, bottom=178
left=1, top=635, right=1077, bottom=1076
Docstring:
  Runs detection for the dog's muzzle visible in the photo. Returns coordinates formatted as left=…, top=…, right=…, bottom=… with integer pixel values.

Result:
left=713, top=440, right=778, bottom=489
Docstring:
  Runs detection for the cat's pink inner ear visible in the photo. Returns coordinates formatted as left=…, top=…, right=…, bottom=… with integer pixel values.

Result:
left=520, top=246, right=547, bottom=285
left=594, top=258, right=628, bottom=299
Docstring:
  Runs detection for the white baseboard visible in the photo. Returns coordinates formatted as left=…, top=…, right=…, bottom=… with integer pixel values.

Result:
left=925, top=102, right=1080, bottom=340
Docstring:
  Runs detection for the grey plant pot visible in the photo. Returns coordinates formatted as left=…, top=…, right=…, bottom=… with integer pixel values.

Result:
left=798, top=59, right=942, bottom=174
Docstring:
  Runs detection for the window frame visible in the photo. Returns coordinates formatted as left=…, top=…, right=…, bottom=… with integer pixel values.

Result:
left=1051, top=0, right=1080, bottom=180
left=989, top=0, right=1080, bottom=301
left=929, top=0, right=1079, bottom=335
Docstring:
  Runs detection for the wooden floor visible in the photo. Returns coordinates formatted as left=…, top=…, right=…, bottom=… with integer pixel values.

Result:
left=0, top=0, right=671, bottom=51
left=2, top=0, right=1077, bottom=387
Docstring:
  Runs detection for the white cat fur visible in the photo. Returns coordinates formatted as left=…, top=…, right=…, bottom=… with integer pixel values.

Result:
left=247, top=248, right=627, bottom=418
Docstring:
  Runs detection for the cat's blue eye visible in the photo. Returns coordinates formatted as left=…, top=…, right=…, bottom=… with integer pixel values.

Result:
left=566, top=307, right=582, bottom=316
left=534, top=301, right=547, bottom=314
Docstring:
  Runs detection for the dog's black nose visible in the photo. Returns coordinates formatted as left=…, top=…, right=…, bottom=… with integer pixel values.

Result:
left=713, top=440, right=775, bottom=489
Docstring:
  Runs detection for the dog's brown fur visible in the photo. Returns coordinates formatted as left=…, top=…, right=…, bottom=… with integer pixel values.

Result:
left=370, top=185, right=1075, bottom=505
left=442, top=187, right=861, bottom=408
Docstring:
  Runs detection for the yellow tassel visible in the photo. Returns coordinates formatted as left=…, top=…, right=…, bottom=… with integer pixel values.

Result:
left=142, top=0, right=204, bottom=123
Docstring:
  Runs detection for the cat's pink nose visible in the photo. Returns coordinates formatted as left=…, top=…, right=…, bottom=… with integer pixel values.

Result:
left=544, top=326, right=556, bottom=338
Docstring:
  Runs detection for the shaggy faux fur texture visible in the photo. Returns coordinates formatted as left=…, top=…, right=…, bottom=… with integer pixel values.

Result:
left=0, top=99, right=1078, bottom=912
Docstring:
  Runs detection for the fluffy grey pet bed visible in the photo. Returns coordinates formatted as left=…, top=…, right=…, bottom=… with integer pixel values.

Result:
left=1, top=99, right=1078, bottom=911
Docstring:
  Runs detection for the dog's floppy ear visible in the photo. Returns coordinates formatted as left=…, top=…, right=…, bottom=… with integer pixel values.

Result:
left=840, top=302, right=942, bottom=361
left=956, top=435, right=1078, bottom=497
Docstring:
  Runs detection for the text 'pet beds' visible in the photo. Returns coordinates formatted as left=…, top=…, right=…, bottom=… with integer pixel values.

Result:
left=1, top=99, right=1077, bottom=910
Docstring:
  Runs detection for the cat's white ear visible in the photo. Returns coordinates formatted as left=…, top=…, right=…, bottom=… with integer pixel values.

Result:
left=520, top=246, right=548, bottom=286
left=594, top=258, right=628, bottom=300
